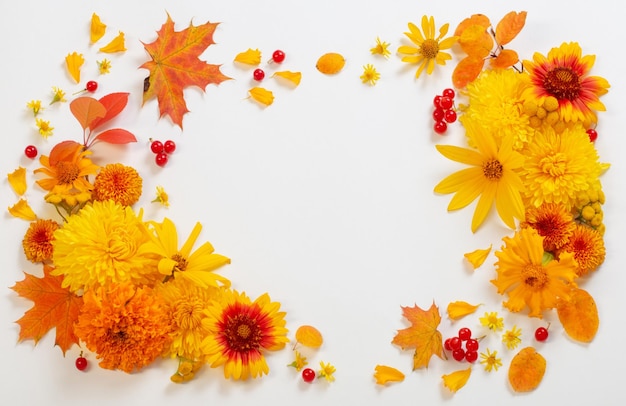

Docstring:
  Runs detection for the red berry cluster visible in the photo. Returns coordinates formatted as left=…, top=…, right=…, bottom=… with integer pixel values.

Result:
left=444, top=327, right=479, bottom=363
left=150, top=139, right=176, bottom=167
left=253, top=50, right=286, bottom=82
left=432, top=88, right=457, bottom=135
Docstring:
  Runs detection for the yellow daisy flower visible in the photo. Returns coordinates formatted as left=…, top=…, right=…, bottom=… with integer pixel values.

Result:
left=97, top=58, right=112, bottom=74
left=502, top=325, right=522, bottom=350
left=288, top=351, right=308, bottom=371
left=152, top=185, right=170, bottom=207
left=27, top=100, right=43, bottom=116
left=370, top=37, right=391, bottom=58
left=480, top=349, right=502, bottom=372
left=36, top=118, right=54, bottom=138
left=360, top=64, right=380, bottom=85
left=50, top=86, right=66, bottom=105
left=318, top=361, right=336, bottom=382
left=479, top=311, right=504, bottom=331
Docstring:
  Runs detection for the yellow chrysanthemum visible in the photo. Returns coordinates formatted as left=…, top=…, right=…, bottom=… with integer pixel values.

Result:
left=398, top=15, right=458, bottom=79
left=522, top=203, right=575, bottom=252
left=202, top=289, right=289, bottom=380
left=51, top=200, right=160, bottom=292
left=492, top=227, right=578, bottom=318
left=521, top=124, right=604, bottom=209
left=97, top=59, right=112, bottom=75
left=502, top=325, right=522, bottom=350
left=480, top=349, right=502, bottom=372
left=479, top=311, right=504, bottom=332
left=36, top=118, right=54, bottom=138
left=370, top=37, right=391, bottom=58
left=93, top=163, right=142, bottom=206
left=318, top=361, right=336, bottom=382
left=559, top=223, right=605, bottom=277
left=434, top=121, right=525, bottom=232
left=360, top=64, right=380, bottom=86
left=22, top=219, right=59, bottom=263
left=288, top=351, right=308, bottom=372
left=523, top=42, right=610, bottom=124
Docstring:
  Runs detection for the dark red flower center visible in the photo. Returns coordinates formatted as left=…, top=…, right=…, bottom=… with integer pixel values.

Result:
left=543, top=67, right=580, bottom=100
left=223, top=314, right=262, bottom=352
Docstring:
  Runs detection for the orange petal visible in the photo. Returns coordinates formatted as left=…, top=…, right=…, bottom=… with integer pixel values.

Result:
left=8, top=167, right=27, bottom=196
left=8, top=199, right=37, bottom=221
left=464, top=245, right=492, bottom=269
left=447, top=301, right=481, bottom=320
left=234, top=48, right=261, bottom=65
left=442, top=367, right=471, bottom=393
left=374, top=365, right=405, bottom=385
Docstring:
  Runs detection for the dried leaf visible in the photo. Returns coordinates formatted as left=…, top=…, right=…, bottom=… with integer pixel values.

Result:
left=273, top=71, right=302, bottom=86
left=89, top=92, right=130, bottom=131
left=90, top=13, right=107, bottom=43
left=490, top=49, right=519, bottom=69
left=48, top=140, right=82, bottom=166
left=316, top=52, right=346, bottom=74
left=65, top=52, right=84, bottom=83
left=248, top=87, right=274, bottom=106
left=442, top=367, right=472, bottom=393
left=295, top=325, right=323, bottom=348
left=556, top=287, right=599, bottom=343
left=392, top=302, right=445, bottom=369
left=8, top=167, right=27, bottom=196
left=93, top=128, right=137, bottom=144
left=99, top=31, right=126, bottom=53
left=374, top=365, right=405, bottom=385
left=464, top=245, right=492, bottom=269
left=70, top=97, right=106, bottom=130
left=508, top=347, right=546, bottom=392
left=234, top=48, right=261, bottom=65
left=447, top=301, right=481, bottom=320
left=495, top=11, right=527, bottom=46
left=11, top=265, right=83, bottom=354
left=140, top=14, right=231, bottom=128
left=459, top=25, right=493, bottom=58
left=8, top=199, right=37, bottom=221
left=454, top=14, right=491, bottom=36
left=452, top=56, right=484, bottom=89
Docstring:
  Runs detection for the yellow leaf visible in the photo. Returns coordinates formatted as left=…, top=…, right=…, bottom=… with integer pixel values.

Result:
left=8, top=167, right=27, bottom=196
left=556, top=287, right=599, bottom=343
left=454, top=14, right=491, bottom=36
left=447, top=301, right=481, bottom=320
left=248, top=87, right=274, bottom=106
left=464, top=245, right=492, bottom=269
left=90, top=13, right=107, bottom=43
left=65, top=52, right=84, bottom=83
left=99, top=31, right=126, bottom=53
left=442, top=367, right=471, bottom=393
left=316, top=52, right=345, bottom=75
left=234, top=48, right=261, bottom=65
left=374, top=365, right=405, bottom=385
left=490, top=49, right=519, bottom=69
left=295, top=325, right=323, bottom=348
left=8, top=199, right=37, bottom=221
left=273, top=71, right=302, bottom=86
left=508, top=347, right=546, bottom=392
left=459, top=25, right=493, bottom=58
left=495, top=11, right=527, bottom=46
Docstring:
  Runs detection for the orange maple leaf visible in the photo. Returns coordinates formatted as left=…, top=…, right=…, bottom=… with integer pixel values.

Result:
left=11, top=265, right=83, bottom=355
left=140, top=13, right=231, bottom=128
left=392, top=302, right=446, bottom=369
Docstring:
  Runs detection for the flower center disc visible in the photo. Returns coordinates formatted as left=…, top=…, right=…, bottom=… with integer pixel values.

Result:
left=420, top=39, right=439, bottom=59
left=224, top=314, right=261, bottom=352
left=482, top=159, right=504, bottom=180
left=521, top=264, right=549, bottom=290
left=543, top=67, right=580, bottom=100
left=56, top=161, right=80, bottom=184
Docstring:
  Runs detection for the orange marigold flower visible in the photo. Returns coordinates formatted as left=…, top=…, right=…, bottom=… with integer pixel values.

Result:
left=22, top=219, right=59, bottom=262
left=74, top=283, right=172, bottom=373
left=559, top=223, right=605, bottom=277
left=93, top=163, right=142, bottom=206
left=522, top=203, right=575, bottom=252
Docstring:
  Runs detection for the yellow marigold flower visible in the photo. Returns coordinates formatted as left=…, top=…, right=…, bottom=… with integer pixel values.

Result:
left=143, top=218, right=231, bottom=289
left=559, top=223, right=605, bottom=277
left=502, top=325, right=522, bottom=350
left=51, top=200, right=160, bottom=292
left=97, top=58, right=112, bottom=75
left=398, top=15, right=458, bottom=79
left=34, top=141, right=99, bottom=206
left=65, top=52, right=84, bottom=83
left=318, top=361, right=336, bottom=382
left=90, top=13, right=107, bottom=43
left=480, top=348, right=502, bottom=372
left=8, top=167, right=27, bottom=196
left=288, top=351, right=308, bottom=371
left=36, top=118, right=54, bottom=138
left=202, top=289, right=289, bottom=380
left=22, top=219, right=59, bottom=262
left=360, top=64, right=380, bottom=86
left=50, top=86, right=66, bottom=105
left=74, top=282, right=172, bottom=373
left=523, top=42, right=610, bottom=124
left=152, top=185, right=170, bottom=207
left=99, top=31, right=126, bottom=53
left=370, top=37, right=391, bottom=58
left=374, top=365, right=405, bottom=385
left=434, top=120, right=525, bottom=232
left=8, top=199, right=37, bottom=221
left=479, top=311, right=504, bottom=332
left=464, top=245, right=492, bottom=269
left=26, top=100, right=43, bottom=116
left=93, top=163, right=142, bottom=206
left=521, top=125, right=604, bottom=210
left=442, top=367, right=471, bottom=393
left=492, top=227, right=578, bottom=318
left=522, top=203, right=575, bottom=252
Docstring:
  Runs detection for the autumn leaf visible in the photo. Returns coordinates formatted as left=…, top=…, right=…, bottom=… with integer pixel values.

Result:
left=140, top=13, right=231, bottom=128
left=459, top=25, right=493, bottom=58
left=248, top=87, right=274, bottom=106
left=454, top=14, right=491, bottom=36
left=89, top=92, right=130, bottom=131
left=495, top=11, right=527, bottom=46
left=556, top=287, right=599, bottom=343
left=48, top=140, right=82, bottom=166
left=11, top=265, right=83, bottom=355
left=70, top=97, right=106, bottom=130
left=442, top=367, right=471, bottom=393
left=490, top=49, right=519, bottom=69
left=93, top=129, right=137, bottom=145
left=452, top=56, right=484, bottom=89
left=295, top=325, right=323, bottom=348
left=508, top=347, right=546, bottom=392
left=392, top=302, right=445, bottom=369
left=447, top=301, right=481, bottom=320
left=234, top=48, right=262, bottom=65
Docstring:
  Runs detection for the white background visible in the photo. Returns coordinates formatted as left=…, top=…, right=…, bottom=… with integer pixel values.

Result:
left=1, top=0, right=624, bottom=405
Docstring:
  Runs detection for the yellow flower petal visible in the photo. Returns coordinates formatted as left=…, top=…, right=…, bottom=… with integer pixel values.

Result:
left=374, top=365, right=405, bottom=385
left=8, top=167, right=27, bottom=196
left=273, top=71, right=302, bottom=86
left=90, top=13, right=107, bottom=43
left=99, top=31, right=126, bottom=53
left=234, top=48, right=261, bottom=65
left=65, top=52, right=85, bottom=83
left=464, top=244, right=492, bottom=269
left=8, top=199, right=37, bottom=221
left=446, top=301, right=481, bottom=320
left=248, top=87, right=274, bottom=106
left=442, top=367, right=471, bottom=393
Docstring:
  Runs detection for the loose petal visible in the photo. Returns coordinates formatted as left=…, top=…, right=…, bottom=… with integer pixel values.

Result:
left=442, top=367, right=471, bottom=393
left=8, top=167, right=27, bottom=196
left=273, top=71, right=302, bottom=86
left=65, top=52, right=85, bottom=83
left=374, top=365, right=405, bottom=385
left=248, top=87, right=274, bottom=106
left=99, top=31, right=126, bottom=53
left=234, top=48, right=262, bottom=65
left=90, top=13, right=107, bottom=43
left=8, top=199, right=37, bottom=221
left=447, top=301, right=481, bottom=320
left=464, top=244, right=492, bottom=269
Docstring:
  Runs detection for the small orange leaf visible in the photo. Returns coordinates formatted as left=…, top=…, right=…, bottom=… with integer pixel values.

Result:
left=234, top=48, right=261, bottom=65
left=490, top=49, right=519, bottom=69
left=508, top=347, right=546, bottom=392
left=495, top=11, right=527, bottom=46
left=556, top=287, right=599, bottom=343
left=452, top=56, right=484, bottom=89
left=89, top=92, right=130, bottom=131
left=70, top=97, right=106, bottom=130
left=447, top=301, right=481, bottom=320
left=392, top=302, right=445, bottom=369
left=248, top=87, right=274, bottom=106
left=442, top=367, right=472, bottom=393
left=454, top=14, right=491, bottom=36
left=295, top=325, right=323, bottom=348
left=48, top=140, right=82, bottom=166
left=93, top=128, right=137, bottom=144
left=459, top=25, right=493, bottom=58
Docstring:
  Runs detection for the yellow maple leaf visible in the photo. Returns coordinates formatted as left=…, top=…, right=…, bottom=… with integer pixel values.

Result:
left=90, top=13, right=107, bottom=43
left=508, top=347, right=546, bottom=392
left=248, top=87, right=274, bottom=106
left=273, top=71, right=302, bottom=86
left=374, top=365, right=405, bottom=385
left=447, top=301, right=481, bottom=320
left=65, top=52, right=84, bottom=83
left=442, top=367, right=472, bottom=393
left=392, top=302, right=446, bottom=369
left=556, top=287, right=599, bottom=343
left=234, top=48, right=261, bottom=65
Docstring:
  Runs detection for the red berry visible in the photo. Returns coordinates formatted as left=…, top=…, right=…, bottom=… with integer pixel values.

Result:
left=272, top=50, right=285, bottom=63
left=535, top=327, right=549, bottom=342
left=439, top=96, right=453, bottom=110
left=433, top=95, right=443, bottom=108
left=586, top=128, right=598, bottom=142
left=86, top=81, right=98, bottom=92
left=434, top=121, right=447, bottom=135
left=452, top=348, right=465, bottom=362
left=442, top=88, right=456, bottom=99
left=444, top=109, right=457, bottom=123
left=448, top=336, right=462, bottom=350
left=432, top=108, right=445, bottom=122
left=302, top=368, right=316, bottom=383
left=155, top=152, right=169, bottom=167
left=150, top=140, right=164, bottom=154
left=24, top=145, right=38, bottom=158
left=465, top=338, right=479, bottom=352
left=75, top=356, right=88, bottom=371
left=253, top=68, right=265, bottom=81
left=465, top=351, right=478, bottom=363
left=164, top=140, right=176, bottom=154
left=444, top=338, right=453, bottom=351
left=458, top=327, right=472, bottom=341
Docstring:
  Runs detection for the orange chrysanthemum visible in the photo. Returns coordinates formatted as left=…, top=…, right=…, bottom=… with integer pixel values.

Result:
left=22, top=219, right=59, bottom=262
left=93, top=163, right=143, bottom=206
left=523, top=42, right=610, bottom=124
left=559, top=223, right=605, bottom=277
left=202, top=289, right=289, bottom=380
left=74, top=283, right=171, bottom=373
left=522, top=203, right=575, bottom=252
